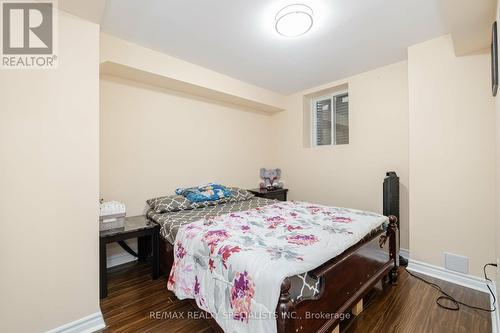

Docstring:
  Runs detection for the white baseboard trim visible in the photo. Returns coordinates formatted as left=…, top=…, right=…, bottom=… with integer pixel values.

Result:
left=400, top=248, right=409, bottom=260
left=408, top=259, right=499, bottom=333
left=492, top=282, right=500, bottom=333
left=107, top=252, right=136, bottom=268
left=407, top=258, right=488, bottom=293
left=45, top=312, right=105, bottom=333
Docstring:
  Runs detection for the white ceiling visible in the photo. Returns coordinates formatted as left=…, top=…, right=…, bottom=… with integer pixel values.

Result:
left=99, top=0, right=494, bottom=94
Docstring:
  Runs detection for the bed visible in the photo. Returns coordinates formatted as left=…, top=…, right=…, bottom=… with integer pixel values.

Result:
left=146, top=188, right=398, bottom=333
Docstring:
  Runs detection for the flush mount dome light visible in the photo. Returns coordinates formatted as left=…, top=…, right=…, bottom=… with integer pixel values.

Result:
left=275, top=4, right=313, bottom=37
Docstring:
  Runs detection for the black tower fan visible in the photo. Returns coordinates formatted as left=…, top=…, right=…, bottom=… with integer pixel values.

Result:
left=383, top=171, right=407, bottom=266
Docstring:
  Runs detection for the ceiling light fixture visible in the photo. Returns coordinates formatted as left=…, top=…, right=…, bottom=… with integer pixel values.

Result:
left=275, top=4, right=313, bottom=37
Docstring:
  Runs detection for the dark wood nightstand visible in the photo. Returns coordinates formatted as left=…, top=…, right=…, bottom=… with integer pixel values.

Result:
left=248, top=188, right=288, bottom=201
left=99, top=216, right=160, bottom=298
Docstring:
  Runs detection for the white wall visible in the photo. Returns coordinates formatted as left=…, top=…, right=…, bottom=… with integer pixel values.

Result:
left=0, top=11, right=100, bottom=333
left=408, top=34, right=495, bottom=277
left=271, top=61, right=410, bottom=249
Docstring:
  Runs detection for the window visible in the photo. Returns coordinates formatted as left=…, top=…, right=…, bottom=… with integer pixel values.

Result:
left=312, top=91, right=349, bottom=146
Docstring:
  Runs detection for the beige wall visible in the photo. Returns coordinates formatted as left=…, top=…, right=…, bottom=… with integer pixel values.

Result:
left=408, top=34, right=495, bottom=276
left=0, top=8, right=496, bottom=332
left=100, top=33, right=286, bottom=112
left=101, top=28, right=496, bottom=288
left=0, top=11, right=100, bottom=333
left=495, top=0, right=500, bottom=287
left=100, top=76, right=274, bottom=216
left=271, top=61, right=410, bottom=249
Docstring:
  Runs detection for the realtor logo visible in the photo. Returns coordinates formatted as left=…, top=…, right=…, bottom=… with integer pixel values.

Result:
left=1, top=0, right=57, bottom=68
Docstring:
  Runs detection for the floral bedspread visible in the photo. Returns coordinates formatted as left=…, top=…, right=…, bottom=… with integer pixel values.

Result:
left=167, top=201, right=387, bottom=333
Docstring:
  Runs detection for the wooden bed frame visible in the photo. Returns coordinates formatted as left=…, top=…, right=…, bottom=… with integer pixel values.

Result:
left=158, top=215, right=398, bottom=333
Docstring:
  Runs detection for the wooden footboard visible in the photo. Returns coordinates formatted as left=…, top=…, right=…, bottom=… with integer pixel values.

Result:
left=276, top=215, right=399, bottom=333
left=159, top=216, right=399, bottom=333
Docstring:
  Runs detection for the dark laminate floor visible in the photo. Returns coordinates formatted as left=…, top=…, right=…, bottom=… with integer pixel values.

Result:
left=99, top=262, right=491, bottom=333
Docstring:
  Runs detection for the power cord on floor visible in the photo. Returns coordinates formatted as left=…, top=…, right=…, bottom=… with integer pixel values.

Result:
left=404, top=263, right=497, bottom=312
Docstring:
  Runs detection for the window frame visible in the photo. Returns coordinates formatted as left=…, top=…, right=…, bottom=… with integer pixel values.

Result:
left=311, top=90, right=348, bottom=147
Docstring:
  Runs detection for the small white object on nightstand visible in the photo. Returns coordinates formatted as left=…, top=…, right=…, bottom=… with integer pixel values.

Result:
left=99, top=201, right=126, bottom=230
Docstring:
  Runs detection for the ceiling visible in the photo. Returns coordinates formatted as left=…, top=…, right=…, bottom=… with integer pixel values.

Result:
left=92, top=0, right=495, bottom=94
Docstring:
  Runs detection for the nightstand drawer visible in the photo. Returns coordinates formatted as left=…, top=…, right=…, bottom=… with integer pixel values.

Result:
left=248, top=188, right=288, bottom=201
left=264, top=191, right=286, bottom=201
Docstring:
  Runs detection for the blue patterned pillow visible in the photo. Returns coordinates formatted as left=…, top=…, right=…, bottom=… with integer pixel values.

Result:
left=175, top=183, right=232, bottom=202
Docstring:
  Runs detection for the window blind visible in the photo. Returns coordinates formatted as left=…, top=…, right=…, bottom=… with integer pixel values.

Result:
left=335, top=93, right=349, bottom=145
left=315, top=98, right=332, bottom=146
left=312, top=92, right=349, bottom=146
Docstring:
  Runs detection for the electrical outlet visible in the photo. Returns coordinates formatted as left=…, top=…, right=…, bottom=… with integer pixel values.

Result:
left=444, top=252, right=469, bottom=274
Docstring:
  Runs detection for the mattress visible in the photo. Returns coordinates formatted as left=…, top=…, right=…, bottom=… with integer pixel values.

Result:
left=147, top=197, right=386, bottom=303
left=147, top=196, right=275, bottom=244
